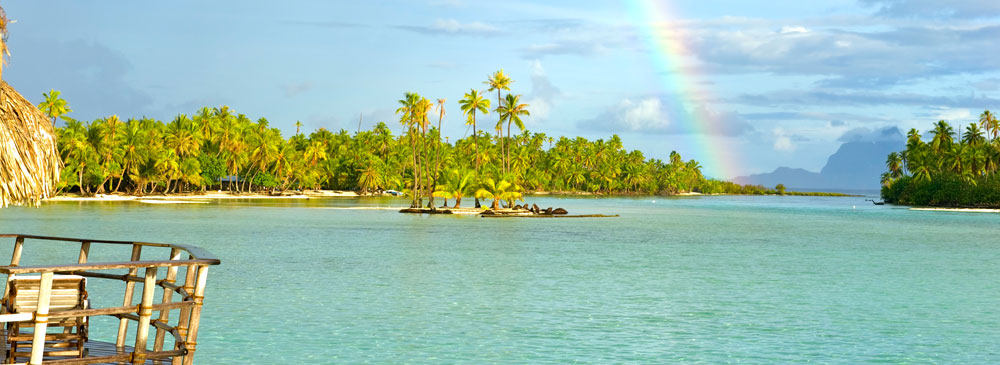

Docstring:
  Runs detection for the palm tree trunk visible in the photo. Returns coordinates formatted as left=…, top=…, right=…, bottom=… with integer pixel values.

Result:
left=506, top=121, right=512, bottom=176
left=430, top=114, right=444, bottom=210
left=409, top=128, right=420, bottom=208
left=77, top=169, right=84, bottom=196
left=473, top=116, right=482, bottom=208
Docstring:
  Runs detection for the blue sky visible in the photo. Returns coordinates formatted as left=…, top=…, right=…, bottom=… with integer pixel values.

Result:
left=5, top=0, right=1000, bottom=178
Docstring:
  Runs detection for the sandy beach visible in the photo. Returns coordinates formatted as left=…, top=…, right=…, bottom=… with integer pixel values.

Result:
left=910, top=207, right=1000, bottom=213
left=45, top=190, right=359, bottom=203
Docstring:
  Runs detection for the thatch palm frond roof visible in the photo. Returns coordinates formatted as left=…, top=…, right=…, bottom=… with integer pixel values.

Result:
left=0, top=80, right=60, bottom=207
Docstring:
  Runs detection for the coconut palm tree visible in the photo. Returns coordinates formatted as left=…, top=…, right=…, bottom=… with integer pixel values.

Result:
left=434, top=169, right=475, bottom=208
left=485, top=70, right=512, bottom=167
left=962, top=122, right=985, bottom=146
left=459, top=89, right=490, bottom=171
left=496, top=94, right=530, bottom=176
left=930, top=120, right=954, bottom=154
left=979, top=110, right=997, bottom=141
left=886, top=151, right=902, bottom=179
left=357, top=159, right=384, bottom=195
left=475, top=177, right=523, bottom=210
left=396, top=92, right=424, bottom=207
left=428, top=98, right=446, bottom=209
left=38, top=90, right=72, bottom=126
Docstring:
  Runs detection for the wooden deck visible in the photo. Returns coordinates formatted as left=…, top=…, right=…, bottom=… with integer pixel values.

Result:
left=1, top=336, right=170, bottom=364
left=0, top=234, right=220, bottom=364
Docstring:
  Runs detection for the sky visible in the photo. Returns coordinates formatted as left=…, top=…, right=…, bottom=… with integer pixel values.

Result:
left=5, top=0, right=1000, bottom=179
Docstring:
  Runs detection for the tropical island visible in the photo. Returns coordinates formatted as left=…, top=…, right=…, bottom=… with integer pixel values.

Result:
left=39, top=70, right=850, bottom=212
left=881, top=110, right=1000, bottom=208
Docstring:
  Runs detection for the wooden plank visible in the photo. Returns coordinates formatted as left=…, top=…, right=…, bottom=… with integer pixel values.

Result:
left=0, top=234, right=220, bottom=263
left=0, top=259, right=217, bottom=274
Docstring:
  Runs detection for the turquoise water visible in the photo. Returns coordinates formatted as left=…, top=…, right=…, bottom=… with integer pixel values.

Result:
left=1, top=196, right=999, bottom=363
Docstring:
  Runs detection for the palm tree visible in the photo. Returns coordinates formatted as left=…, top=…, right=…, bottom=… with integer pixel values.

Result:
left=295, top=121, right=303, bottom=136
left=434, top=169, right=475, bottom=208
left=396, top=92, right=423, bottom=208
left=485, top=70, right=512, bottom=168
left=886, top=151, right=902, bottom=179
left=930, top=120, right=954, bottom=154
left=496, top=94, right=530, bottom=176
left=475, top=177, right=522, bottom=210
left=459, top=89, right=490, bottom=171
left=38, top=90, right=72, bottom=126
left=428, top=98, right=446, bottom=209
left=979, top=110, right=997, bottom=141
left=962, top=122, right=985, bottom=146
left=357, top=159, right=384, bottom=195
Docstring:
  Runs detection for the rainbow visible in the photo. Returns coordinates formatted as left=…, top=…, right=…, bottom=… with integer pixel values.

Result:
left=626, top=0, right=739, bottom=179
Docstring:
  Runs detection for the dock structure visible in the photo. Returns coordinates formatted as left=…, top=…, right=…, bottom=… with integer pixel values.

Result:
left=0, top=234, right=220, bottom=364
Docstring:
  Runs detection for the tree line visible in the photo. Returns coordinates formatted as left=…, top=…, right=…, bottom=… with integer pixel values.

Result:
left=881, top=110, right=1000, bottom=207
left=39, top=70, right=780, bottom=208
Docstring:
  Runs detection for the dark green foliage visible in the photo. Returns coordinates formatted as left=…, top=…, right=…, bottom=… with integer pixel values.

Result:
left=198, top=154, right=226, bottom=186
left=880, top=111, right=1000, bottom=207
left=883, top=174, right=1000, bottom=207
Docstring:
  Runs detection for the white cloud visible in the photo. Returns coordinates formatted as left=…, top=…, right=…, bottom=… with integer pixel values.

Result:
left=779, top=26, right=809, bottom=34
left=934, top=107, right=972, bottom=122
left=621, top=98, right=666, bottom=130
left=773, top=128, right=796, bottom=151
left=578, top=96, right=754, bottom=136
left=396, top=19, right=501, bottom=36
left=524, top=60, right=561, bottom=121
left=430, top=19, right=499, bottom=34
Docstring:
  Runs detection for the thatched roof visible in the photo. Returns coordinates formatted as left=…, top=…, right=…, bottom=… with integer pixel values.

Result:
left=0, top=80, right=60, bottom=207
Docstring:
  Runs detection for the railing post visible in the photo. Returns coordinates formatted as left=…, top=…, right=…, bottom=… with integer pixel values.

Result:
left=4, top=236, right=25, bottom=300
left=117, top=244, right=142, bottom=348
left=29, top=272, right=53, bottom=364
left=173, top=259, right=198, bottom=365
left=132, top=267, right=157, bottom=364
left=77, top=241, right=91, bottom=264
left=182, top=265, right=209, bottom=365
left=10, top=236, right=23, bottom=266
left=154, top=248, right=182, bottom=352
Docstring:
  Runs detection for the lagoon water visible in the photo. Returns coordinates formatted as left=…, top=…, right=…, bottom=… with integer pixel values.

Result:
left=1, top=195, right=999, bottom=363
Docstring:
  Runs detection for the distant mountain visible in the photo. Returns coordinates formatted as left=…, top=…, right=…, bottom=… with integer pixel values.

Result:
left=734, top=140, right=904, bottom=190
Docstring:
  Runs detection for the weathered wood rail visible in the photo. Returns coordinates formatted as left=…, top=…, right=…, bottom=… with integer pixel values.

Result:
left=0, top=234, right=220, bottom=364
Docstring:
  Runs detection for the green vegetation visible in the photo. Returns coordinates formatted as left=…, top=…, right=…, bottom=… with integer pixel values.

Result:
left=881, top=110, right=1000, bottom=207
left=42, top=69, right=839, bottom=205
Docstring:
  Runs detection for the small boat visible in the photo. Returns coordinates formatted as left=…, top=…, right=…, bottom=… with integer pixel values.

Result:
left=866, top=199, right=885, bottom=205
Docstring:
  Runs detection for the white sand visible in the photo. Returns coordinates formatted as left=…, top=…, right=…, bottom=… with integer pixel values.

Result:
left=910, top=207, right=1000, bottom=213
left=310, top=207, right=402, bottom=210
left=137, top=199, right=210, bottom=205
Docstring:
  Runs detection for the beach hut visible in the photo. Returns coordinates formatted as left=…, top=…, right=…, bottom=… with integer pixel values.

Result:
left=0, top=81, right=60, bottom=207
left=0, top=7, right=60, bottom=208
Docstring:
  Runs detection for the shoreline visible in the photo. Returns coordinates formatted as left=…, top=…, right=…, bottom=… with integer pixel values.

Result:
left=44, top=189, right=860, bottom=204
left=910, top=207, right=1000, bottom=213
left=45, top=190, right=358, bottom=203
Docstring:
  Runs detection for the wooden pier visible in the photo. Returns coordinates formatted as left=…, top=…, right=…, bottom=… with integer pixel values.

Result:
left=0, top=234, right=220, bottom=364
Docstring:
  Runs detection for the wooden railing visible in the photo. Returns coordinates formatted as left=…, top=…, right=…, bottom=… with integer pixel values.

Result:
left=0, top=234, right=221, bottom=365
